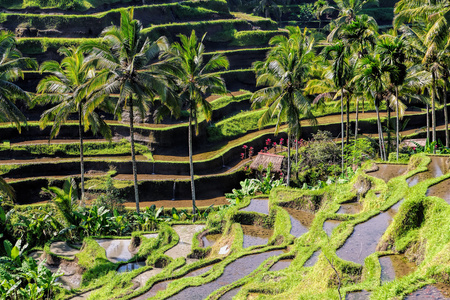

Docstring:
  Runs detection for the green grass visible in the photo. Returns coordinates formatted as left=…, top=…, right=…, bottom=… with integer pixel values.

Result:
left=0, top=139, right=151, bottom=157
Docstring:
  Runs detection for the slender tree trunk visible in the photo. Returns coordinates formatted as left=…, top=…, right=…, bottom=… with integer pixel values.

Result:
left=287, top=136, right=291, bottom=186
left=189, top=109, right=197, bottom=221
left=346, top=96, right=350, bottom=145
left=426, top=103, right=430, bottom=142
left=355, top=98, right=359, bottom=141
left=295, top=128, right=299, bottom=166
left=129, top=98, right=140, bottom=213
left=341, top=88, right=344, bottom=172
left=445, top=81, right=449, bottom=148
left=375, top=103, right=386, bottom=160
left=432, top=72, right=437, bottom=153
left=396, top=87, right=400, bottom=160
left=78, top=106, right=85, bottom=205
left=387, top=105, right=391, bottom=155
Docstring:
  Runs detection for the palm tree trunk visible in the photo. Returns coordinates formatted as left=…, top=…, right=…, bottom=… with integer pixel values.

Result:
left=129, top=97, right=140, bottom=213
left=432, top=72, right=437, bottom=152
left=387, top=105, right=391, bottom=155
left=426, top=102, right=430, bottom=142
left=346, top=96, right=350, bottom=145
left=295, top=127, right=299, bottom=166
left=287, top=136, right=291, bottom=186
left=375, top=103, right=385, bottom=160
left=445, top=81, right=449, bottom=148
left=396, top=87, right=399, bottom=160
left=78, top=106, right=85, bottom=205
left=355, top=98, right=359, bottom=141
left=341, top=88, right=344, bottom=172
left=189, top=108, right=197, bottom=221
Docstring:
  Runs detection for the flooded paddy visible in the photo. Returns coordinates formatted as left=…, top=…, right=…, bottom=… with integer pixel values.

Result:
left=427, top=179, right=450, bottom=204
left=304, top=250, right=321, bottom=267
left=407, top=156, right=449, bottom=187
left=168, top=250, right=283, bottom=300
left=405, top=284, right=450, bottom=299
left=117, top=261, right=146, bottom=273
left=283, top=207, right=314, bottom=237
left=49, top=241, right=80, bottom=258
left=242, top=225, right=273, bottom=248
left=240, top=199, right=269, bottom=214
left=165, top=225, right=205, bottom=259
left=379, top=255, right=416, bottom=283
left=269, top=259, right=292, bottom=271
left=96, top=239, right=133, bottom=263
left=367, top=164, right=407, bottom=182
left=336, top=212, right=392, bottom=265
left=346, top=290, right=370, bottom=299
left=323, top=220, right=341, bottom=237
left=337, top=202, right=363, bottom=214
left=133, top=265, right=213, bottom=300
left=220, top=287, right=241, bottom=299
left=202, top=233, right=221, bottom=248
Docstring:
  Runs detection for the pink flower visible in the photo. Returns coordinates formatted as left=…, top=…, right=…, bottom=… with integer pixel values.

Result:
left=240, top=153, right=245, bottom=159
left=243, top=145, right=248, bottom=149
left=413, top=147, right=416, bottom=151
left=264, top=147, right=268, bottom=152
left=273, top=142, right=277, bottom=147
left=266, top=138, right=271, bottom=146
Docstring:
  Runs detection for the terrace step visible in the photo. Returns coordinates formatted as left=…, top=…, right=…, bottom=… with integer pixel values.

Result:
left=5, top=1, right=233, bottom=39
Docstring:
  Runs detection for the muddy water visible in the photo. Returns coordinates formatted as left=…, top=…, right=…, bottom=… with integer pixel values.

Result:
left=168, top=250, right=283, bottom=300
left=202, top=234, right=221, bottom=248
left=405, top=284, right=450, bottom=299
left=368, top=164, right=408, bottom=182
left=49, top=241, right=80, bottom=258
left=346, top=290, right=370, bottom=300
left=336, top=212, right=393, bottom=265
left=242, top=225, right=273, bottom=248
left=427, top=179, right=450, bottom=204
left=407, top=156, right=449, bottom=187
left=240, top=199, right=269, bottom=214
left=133, top=265, right=213, bottom=300
left=386, top=200, right=403, bottom=219
left=283, top=207, right=314, bottom=237
left=323, top=220, right=341, bottom=237
left=220, top=287, right=241, bottom=299
left=96, top=239, right=133, bottom=263
left=165, top=225, right=205, bottom=259
left=379, top=255, right=416, bottom=283
left=269, top=259, right=292, bottom=271
left=117, top=261, right=146, bottom=273
left=304, top=250, right=321, bottom=267
left=337, top=202, right=363, bottom=214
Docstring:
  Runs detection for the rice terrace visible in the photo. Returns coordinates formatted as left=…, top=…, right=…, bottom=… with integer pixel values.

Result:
left=1, top=0, right=450, bottom=299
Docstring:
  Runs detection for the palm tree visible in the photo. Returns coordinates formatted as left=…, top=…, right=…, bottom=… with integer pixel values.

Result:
left=323, top=40, right=351, bottom=170
left=395, top=2, right=450, bottom=150
left=0, top=31, right=37, bottom=200
left=36, top=46, right=112, bottom=202
left=377, top=34, right=407, bottom=160
left=163, top=30, right=228, bottom=218
left=253, top=0, right=281, bottom=21
left=355, top=55, right=389, bottom=160
left=252, top=27, right=317, bottom=186
left=319, top=0, right=378, bottom=42
left=81, top=9, right=176, bottom=213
